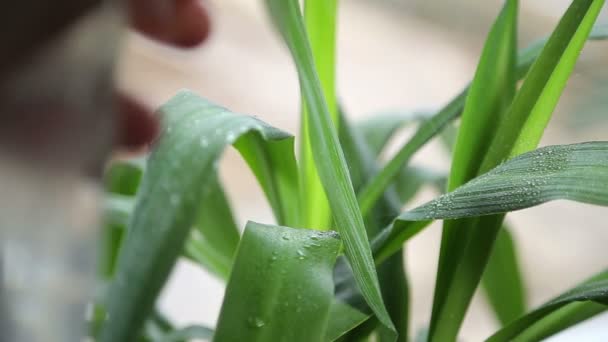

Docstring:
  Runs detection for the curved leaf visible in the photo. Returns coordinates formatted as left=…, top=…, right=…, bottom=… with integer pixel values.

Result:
left=401, top=142, right=608, bottom=221
left=99, top=91, right=297, bottom=342
left=265, top=0, right=395, bottom=334
left=487, top=270, right=608, bottom=342
left=355, top=111, right=432, bottom=157
left=325, top=300, right=370, bottom=341
left=213, top=222, right=341, bottom=342
left=184, top=178, right=240, bottom=280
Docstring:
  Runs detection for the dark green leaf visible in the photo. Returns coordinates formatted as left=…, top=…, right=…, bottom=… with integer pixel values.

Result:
left=104, top=158, right=145, bottom=196
left=214, top=222, right=341, bottom=342
left=235, top=130, right=300, bottom=227
left=487, top=270, right=608, bottom=342
left=99, top=91, right=297, bottom=342
left=325, top=300, right=370, bottom=341
left=355, top=111, right=432, bottom=157
left=482, top=227, right=527, bottom=325
left=356, top=91, right=466, bottom=216
left=338, top=111, right=410, bottom=341
left=265, top=0, right=395, bottom=334
left=183, top=178, right=240, bottom=280
left=429, top=2, right=519, bottom=337
left=402, top=142, right=608, bottom=221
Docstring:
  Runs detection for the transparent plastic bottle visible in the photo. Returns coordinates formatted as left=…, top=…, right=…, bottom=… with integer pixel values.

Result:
left=0, top=163, right=100, bottom=342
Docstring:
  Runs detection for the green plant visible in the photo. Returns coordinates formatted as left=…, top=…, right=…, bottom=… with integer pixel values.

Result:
left=95, top=0, right=608, bottom=341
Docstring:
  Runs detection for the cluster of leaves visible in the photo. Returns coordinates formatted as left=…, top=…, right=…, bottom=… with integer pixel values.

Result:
left=95, top=0, right=608, bottom=341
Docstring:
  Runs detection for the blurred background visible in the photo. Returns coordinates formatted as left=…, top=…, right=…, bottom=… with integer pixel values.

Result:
left=115, top=0, right=608, bottom=340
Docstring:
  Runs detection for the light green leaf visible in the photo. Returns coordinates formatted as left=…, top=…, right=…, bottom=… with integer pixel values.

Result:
left=299, top=0, right=339, bottom=230
left=265, top=0, right=395, bottom=334
left=430, top=2, right=518, bottom=337
left=99, top=91, right=297, bottom=342
left=213, top=222, right=341, bottom=342
left=482, top=0, right=604, bottom=170
left=402, top=142, right=608, bottom=221
left=487, top=270, right=608, bottom=342
left=104, top=158, right=145, bottom=196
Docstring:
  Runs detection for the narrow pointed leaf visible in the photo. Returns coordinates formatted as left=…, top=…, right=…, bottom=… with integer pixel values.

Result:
left=357, top=91, right=466, bottom=216
left=510, top=301, right=606, bottom=342
left=265, top=0, right=395, bottom=334
left=355, top=111, right=432, bottom=157
left=99, top=91, right=298, bottom=342
left=487, top=270, right=608, bottom=342
left=402, top=142, right=608, bottom=221
left=481, top=0, right=604, bottom=171
left=338, top=112, right=410, bottom=341
left=350, top=19, right=608, bottom=220
left=299, top=0, right=339, bottom=230
left=184, top=178, right=240, bottom=280
left=214, top=222, right=341, bottom=342
left=430, top=2, right=519, bottom=338
left=482, top=227, right=526, bottom=325
left=431, top=2, right=605, bottom=339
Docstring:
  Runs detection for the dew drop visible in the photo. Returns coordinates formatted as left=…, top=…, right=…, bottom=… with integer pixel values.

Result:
left=170, top=194, right=181, bottom=206
left=248, top=316, right=265, bottom=328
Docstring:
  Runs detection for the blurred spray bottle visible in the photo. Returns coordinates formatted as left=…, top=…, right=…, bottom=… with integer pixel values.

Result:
left=0, top=1, right=123, bottom=340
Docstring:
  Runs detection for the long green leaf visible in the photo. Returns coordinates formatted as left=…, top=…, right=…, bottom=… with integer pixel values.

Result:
left=510, top=301, right=606, bottom=342
left=431, top=2, right=604, bottom=339
left=353, top=20, right=608, bottom=220
left=214, top=222, right=341, bottom=342
left=235, top=131, right=300, bottom=227
left=299, top=0, right=339, bottom=230
left=481, top=227, right=526, bottom=325
left=99, top=92, right=298, bottom=342
left=355, top=111, right=432, bottom=157
left=357, top=90, right=466, bottom=216
left=401, top=142, right=608, bottom=220
left=339, top=112, right=410, bottom=341
left=265, top=0, right=395, bottom=334
left=430, top=2, right=518, bottom=338
left=482, top=0, right=604, bottom=170
left=183, top=178, right=240, bottom=280
left=373, top=141, right=608, bottom=263
left=487, top=270, right=608, bottom=342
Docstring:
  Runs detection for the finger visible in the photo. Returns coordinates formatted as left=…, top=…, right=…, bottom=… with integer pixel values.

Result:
left=128, top=0, right=211, bottom=48
left=115, top=94, right=160, bottom=152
